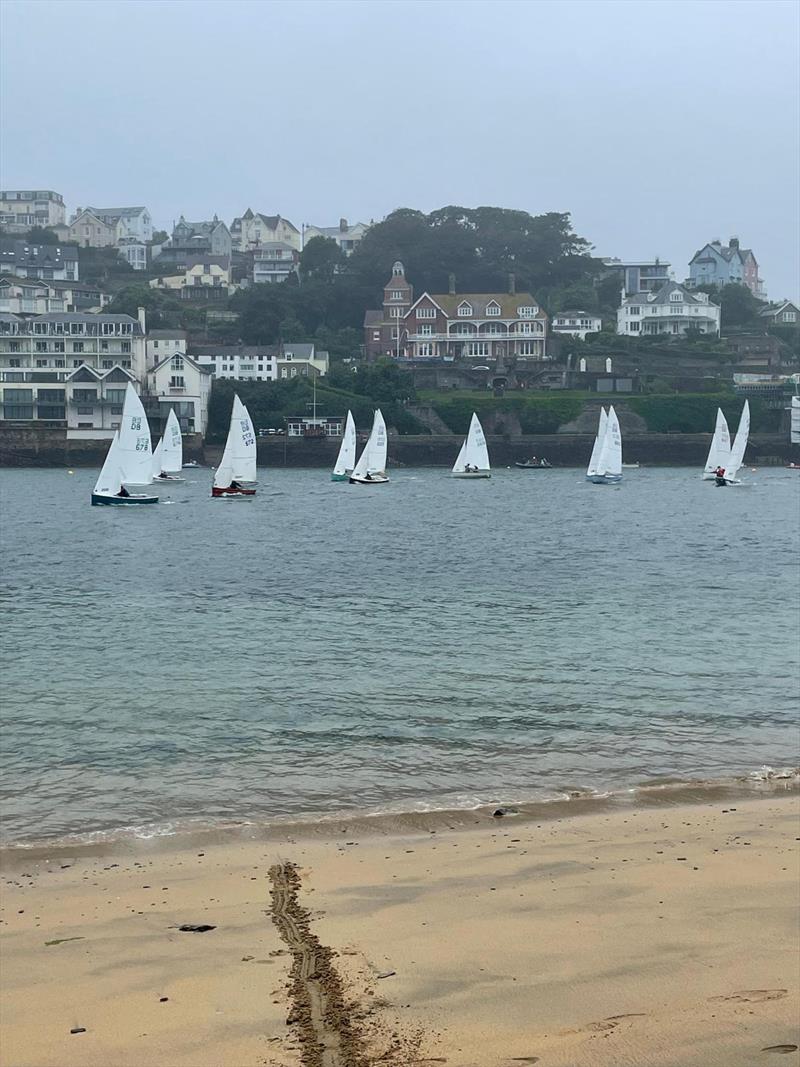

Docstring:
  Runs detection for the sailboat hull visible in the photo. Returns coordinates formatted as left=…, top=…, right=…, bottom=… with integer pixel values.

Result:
left=211, top=486, right=256, bottom=497
left=91, top=492, right=158, bottom=506
left=451, top=471, right=491, bottom=479
left=331, top=471, right=350, bottom=482
left=349, top=473, right=389, bottom=484
left=153, top=475, right=185, bottom=483
left=587, top=474, right=622, bottom=484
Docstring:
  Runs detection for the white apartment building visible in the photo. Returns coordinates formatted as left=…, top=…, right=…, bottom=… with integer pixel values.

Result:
left=0, top=277, right=108, bottom=315
left=252, top=244, right=298, bottom=284
left=147, top=351, right=212, bottom=435
left=146, top=329, right=188, bottom=370
left=0, top=190, right=66, bottom=232
left=0, top=310, right=146, bottom=437
left=551, top=310, right=603, bottom=340
left=617, top=281, right=721, bottom=337
left=194, top=343, right=329, bottom=382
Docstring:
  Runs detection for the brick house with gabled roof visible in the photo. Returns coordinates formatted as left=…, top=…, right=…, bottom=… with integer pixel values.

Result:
left=363, top=263, right=548, bottom=361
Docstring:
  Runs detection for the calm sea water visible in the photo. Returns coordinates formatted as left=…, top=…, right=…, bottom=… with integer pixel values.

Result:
left=1, top=465, right=798, bottom=845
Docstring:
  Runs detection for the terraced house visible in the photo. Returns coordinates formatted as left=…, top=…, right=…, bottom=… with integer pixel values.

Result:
left=0, top=310, right=146, bottom=438
left=364, top=262, right=548, bottom=361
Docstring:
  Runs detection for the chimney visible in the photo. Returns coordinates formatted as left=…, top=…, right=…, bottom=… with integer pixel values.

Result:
left=508, top=273, right=516, bottom=295
left=729, top=236, right=739, bottom=249
left=448, top=273, right=456, bottom=295
left=137, top=306, right=147, bottom=334
left=339, top=217, right=347, bottom=233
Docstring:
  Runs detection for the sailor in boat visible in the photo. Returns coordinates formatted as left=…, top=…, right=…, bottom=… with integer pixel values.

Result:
left=714, top=465, right=727, bottom=487
left=230, top=479, right=243, bottom=490
left=117, top=485, right=131, bottom=498
left=156, top=472, right=170, bottom=480
left=364, top=472, right=372, bottom=481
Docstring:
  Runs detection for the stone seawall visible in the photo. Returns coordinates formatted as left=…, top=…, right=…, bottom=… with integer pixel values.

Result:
left=1, top=427, right=795, bottom=469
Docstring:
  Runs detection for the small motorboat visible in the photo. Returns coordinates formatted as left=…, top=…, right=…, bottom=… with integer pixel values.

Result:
left=621, top=462, right=640, bottom=469
left=183, top=461, right=200, bottom=468
left=515, top=458, right=551, bottom=469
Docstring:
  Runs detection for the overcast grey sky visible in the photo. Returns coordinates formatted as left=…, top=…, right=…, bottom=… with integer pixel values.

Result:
left=2, top=0, right=798, bottom=297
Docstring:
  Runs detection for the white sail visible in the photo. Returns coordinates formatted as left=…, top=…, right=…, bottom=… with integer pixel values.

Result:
left=94, top=431, right=122, bottom=495
left=333, top=410, right=357, bottom=476
left=351, top=409, right=388, bottom=479
left=162, top=409, right=183, bottom=473
left=451, top=438, right=467, bottom=473
left=453, top=412, right=490, bottom=472
left=151, top=438, right=164, bottom=479
left=586, top=407, right=608, bottom=477
left=596, top=404, right=622, bottom=477
left=118, top=383, right=153, bottom=485
left=725, top=399, right=750, bottom=481
left=791, top=396, right=800, bottom=445
left=703, top=407, right=731, bottom=476
left=213, top=395, right=257, bottom=488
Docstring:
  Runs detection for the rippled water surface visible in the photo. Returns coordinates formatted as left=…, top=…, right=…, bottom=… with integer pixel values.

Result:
left=1, top=465, right=798, bottom=843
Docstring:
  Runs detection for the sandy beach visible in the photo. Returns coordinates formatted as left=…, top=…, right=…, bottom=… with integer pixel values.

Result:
left=1, top=791, right=798, bottom=1067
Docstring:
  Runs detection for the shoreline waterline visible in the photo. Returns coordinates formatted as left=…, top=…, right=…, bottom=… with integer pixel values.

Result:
left=3, top=767, right=797, bottom=864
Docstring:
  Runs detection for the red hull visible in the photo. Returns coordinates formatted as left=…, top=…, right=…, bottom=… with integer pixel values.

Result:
left=211, top=486, right=256, bottom=497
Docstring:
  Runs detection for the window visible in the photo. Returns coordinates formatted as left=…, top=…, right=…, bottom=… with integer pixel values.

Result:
left=517, top=322, right=534, bottom=335
left=37, top=404, right=65, bottom=420
left=77, top=406, right=94, bottom=415
left=72, top=342, right=84, bottom=353
left=784, top=311, right=797, bottom=322
left=33, top=322, right=47, bottom=334
left=110, top=406, right=123, bottom=415
left=36, top=359, right=48, bottom=367
left=77, top=422, right=93, bottom=429
left=372, top=330, right=380, bottom=341
left=629, top=321, right=640, bottom=332
left=517, top=306, right=538, bottom=317
left=416, top=343, right=435, bottom=357
left=389, top=290, right=404, bottom=300
left=419, top=324, right=433, bottom=336
left=670, top=291, right=683, bottom=302
left=8, top=359, right=20, bottom=367
left=485, top=303, right=501, bottom=316
left=101, top=341, right=109, bottom=352
left=466, top=341, right=490, bottom=357
left=171, top=355, right=184, bottom=369
left=153, top=340, right=159, bottom=348
left=8, top=342, right=20, bottom=353
left=457, top=302, right=473, bottom=316
left=485, top=323, right=504, bottom=334
left=389, top=306, right=403, bottom=318
left=518, top=341, right=535, bottom=355
left=35, top=342, right=47, bottom=353
left=53, top=341, right=64, bottom=353
left=106, top=389, right=125, bottom=404
left=55, top=359, right=65, bottom=368
left=72, top=359, right=83, bottom=367
left=102, top=360, right=113, bottom=369
left=628, top=306, right=640, bottom=315
left=170, top=376, right=185, bottom=388
left=3, top=404, right=33, bottom=419
left=70, top=322, right=84, bottom=335
left=416, top=306, right=436, bottom=319
left=121, top=341, right=131, bottom=353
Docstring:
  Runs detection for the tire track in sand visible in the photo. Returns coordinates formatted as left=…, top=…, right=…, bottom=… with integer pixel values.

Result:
left=268, top=861, right=368, bottom=1067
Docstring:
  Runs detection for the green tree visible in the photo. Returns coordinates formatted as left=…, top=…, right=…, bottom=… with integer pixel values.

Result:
left=695, top=282, right=763, bottom=329
left=299, top=235, right=344, bottom=282
left=24, top=226, right=61, bottom=244
left=149, top=229, right=169, bottom=245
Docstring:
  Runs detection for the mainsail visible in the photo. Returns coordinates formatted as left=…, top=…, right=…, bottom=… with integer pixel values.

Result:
left=118, top=383, right=153, bottom=485
left=351, top=409, right=388, bottom=479
left=213, top=395, right=257, bottom=488
left=703, top=407, right=731, bottom=476
left=161, top=409, right=183, bottom=473
left=791, top=396, right=800, bottom=445
left=151, top=438, right=164, bottom=479
left=333, top=410, right=357, bottom=476
left=725, top=400, right=750, bottom=481
left=452, top=413, right=490, bottom=472
left=596, top=405, right=623, bottom=478
left=586, top=408, right=608, bottom=477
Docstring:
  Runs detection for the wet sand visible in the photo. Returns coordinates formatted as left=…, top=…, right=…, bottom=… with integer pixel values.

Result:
left=1, top=792, right=798, bottom=1066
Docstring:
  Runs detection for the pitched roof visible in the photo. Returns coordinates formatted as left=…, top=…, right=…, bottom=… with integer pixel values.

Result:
left=86, top=206, right=147, bottom=218
left=151, top=350, right=210, bottom=374
left=554, top=309, right=601, bottom=318
left=625, top=281, right=719, bottom=307
left=413, top=291, right=546, bottom=319
left=0, top=239, right=78, bottom=263
left=149, top=329, right=187, bottom=339
left=364, top=309, right=383, bottom=326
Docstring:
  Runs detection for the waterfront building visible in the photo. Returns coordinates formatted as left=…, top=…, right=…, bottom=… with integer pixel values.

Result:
left=0, top=239, right=78, bottom=282
left=146, top=329, right=188, bottom=370
left=758, top=300, right=798, bottom=327
left=65, top=209, right=117, bottom=248
left=0, top=190, right=66, bottom=233
left=687, top=237, right=766, bottom=299
left=0, top=276, right=108, bottom=315
left=601, top=257, right=671, bottom=294
left=230, top=210, right=301, bottom=253
left=617, top=281, right=721, bottom=337
left=285, top=414, right=344, bottom=437
left=194, top=342, right=328, bottom=381
left=147, top=350, right=212, bottom=435
left=363, top=263, right=548, bottom=361
left=149, top=257, right=234, bottom=299
left=551, top=310, right=603, bottom=340
left=170, top=215, right=232, bottom=258
left=0, top=310, right=146, bottom=436
left=303, top=218, right=369, bottom=255
left=252, top=243, right=299, bottom=284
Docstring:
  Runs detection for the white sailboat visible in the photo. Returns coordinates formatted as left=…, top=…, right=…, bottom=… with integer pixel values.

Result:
left=349, top=409, right=388, bottom=484
left=118, top=383, right=154, bottom=486
left=331, top=410, right=356, bottom=482
left=702, top=407, right=731, bottom=480
left=790, top=396, right=800, bottom=459
left=451, top=412, right=491, bottom=478
left=212, top=394, right=257, bottom=497
left=586, top=407, right=608, bottom=482
left=718, top=399, right=750, bottom=485
left=587, top=404, right=622, bottom=484
left=152, top=409, right=185, bottom=482
left=91, top=431, right=157, bottom=506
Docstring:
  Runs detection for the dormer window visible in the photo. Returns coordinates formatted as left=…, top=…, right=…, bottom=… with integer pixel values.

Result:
left=389, top=290, right=404, bottom=300
left=485, top=302, right=501, bottom=316
left=670, top=291, right=683, bottom=303
left=517, top=306, right=537, bottom=318
left=416, top=305, right=436, bottom=319
left=457, top=301, right=473, bottom=317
